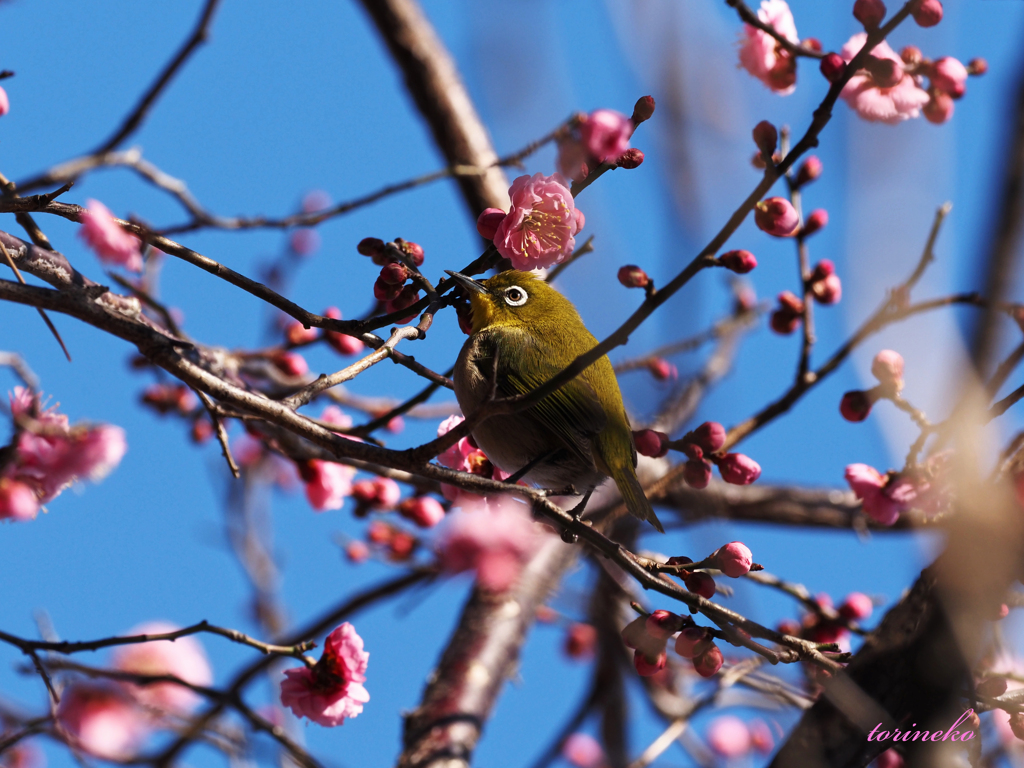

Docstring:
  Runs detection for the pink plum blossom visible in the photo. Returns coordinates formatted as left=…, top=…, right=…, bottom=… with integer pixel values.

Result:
left=398, top=496, right=446, bottom=528
left=562, top=733, right=604, bottom=768
left=932, top=56, right=968, bottom=98
left=492, top=173, right=584, bottom=271
left=839, top=592, right=874, bottom=621
left=57, top=684, right=150, bottom=760
left=707, top=715, right=752, bottom=758
left=738, top=0, right=799, bottom=95
left=111, top=622, right=213, bottom=714
left=436, top=495, right=545, bottom=591
left=579, top=109, right=633, bottom=164
left=300, top=460, right=355, bottom=511
left=280, top=623, right=369, bottom=727
left=78, top=199, right=143, bottom=271
left=0, top=478, right=39, bottom=521
left=0, top=86, right=8, bottom=117
left=839, top=34, right=929, bottom=124
left=844, top=463, right=908, bottom=525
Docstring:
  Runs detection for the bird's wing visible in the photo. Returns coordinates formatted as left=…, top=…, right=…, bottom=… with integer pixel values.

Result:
left=485, top=329, right=608, bottom=469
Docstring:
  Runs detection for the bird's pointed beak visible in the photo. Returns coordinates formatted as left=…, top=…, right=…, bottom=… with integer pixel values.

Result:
left=445, top=270, right=488, bottom=295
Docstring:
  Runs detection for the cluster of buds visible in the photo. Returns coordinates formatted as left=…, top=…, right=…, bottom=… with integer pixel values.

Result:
left=634, top=422, right=762, bottom=488
left=666, top=541, right=757, bottom=603
left=840, top=349, right=904, bottom=422
left=358, top=237, right=424, bottom=322
left=622, top=609, right=725, bottom=679
left=845, top=452, right=950, bottom=526
left=351, top=476, right=402, bottom=515
left=357, top=519, right=417, bottom=562
left=555, top=96, right=654, bottom=181
left=140, top=383, right=197, bottom=416
left=397, top=496, right=446, bottom=528
left=776, top=591, right=874, bottom=649
left=809, top=259, right=841, bottom=304
left=770, top=291, right=804, bottom=334
left=897, top=44, right=985, bottom=124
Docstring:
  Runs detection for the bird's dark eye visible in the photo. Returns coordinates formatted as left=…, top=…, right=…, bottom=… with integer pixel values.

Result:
left=504, top=286, right=528, bottom=307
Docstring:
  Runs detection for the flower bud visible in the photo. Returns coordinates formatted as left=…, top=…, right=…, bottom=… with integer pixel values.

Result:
left=683, top=459, right=712, bottom=489
left=285, top=321, right=319, bottom=346
left=720, top=249, right=757, bottom=274
left=345, top=540, right=371, bottom=563
left=871, top=350, right=905, bottom=393
left=385, top=285, right=421, bottom=323
left=674, top=627, right=712, bottom=659
left=302, top=189, right=331, bottom=213
left=323, top=307, right=365, bottom=356
left=190, top=418, right=214, bottom=444
left=290, top=229, right=321, bottom=257
left=476, top=208, right=506, bottom=240
left=634, top=429, right=669, bottom=458
left=398, top=240, right=425, bottom=266
left=692, top=422, right=726, bottom=454
left=866, top=56, right=903, bottom=89
left=618, top=265, right=650, bottom=288
left=968, top=58, right=988, bottom=76
left=812, top=273, right=842, bottom=304
left=692, top=644, right=724, bottom=677
left=795, top=156, right=822, bottom=187
left=351, top=480, right=377, bottom=503
left=379, top=262, right=410, bottom=286
left=631, top=95, right=656, bottom=124
left=901, top=45, right=923, bottom=67
left=840, top=390, right=873, bottom=422
left=718, top=454, right=762, bottom=485
left=911, top=0, right=943, bottom=27
left=682, top=571, right=716, bottom=599
left=1009, top=712, right=1024, bottom=741
left=357, top=237, right=384, bottom=258
left=876, top=749, right=905, bottom=768
left=802, top=38, right=822, bottom=53
left=272, top=351, right=308, bottom=378
left=633, top=649, right=666, bottom=677
left=682, top=442, right=703, bottom=462
left=617, top=148, right=644, bottom=169
left=645, top=610, right=684, bottom=640
left=752, top=120, right=778, bottom=158
left=838, top=592, right=873, bottom=621
left=388, top=531, right=416, bottom=561
left=374, top=276, right=402, bottom=302
left=366, top=520, right=392, bottom=545
left=820, top=53, right=847, bottom=83
left=754, top=197, right=800, bottom=237
left=923, top=91, right=954, bottom=124
left=802, top=209, right=828, bottom=237
left=564, top=623, right=597, bottom=659
left=932, top=56, right=968, bottom=98
left=647, top=357, right=677, bottom=381
left=853, top=0, right=886, bottom=29
left=777, top=619, right=802, bottom=637
left=976, top=676, right=1008, bottom=698
left=709, top=541, right=753, bottom=577
left=770, top=291, right=804, bottom=334
left=398, top=496, right=445, bottom=528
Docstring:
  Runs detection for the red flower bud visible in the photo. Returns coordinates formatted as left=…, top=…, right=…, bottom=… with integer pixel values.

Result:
left=754, top=197, right=800, bottom=237
left=190, top=419, right=214, bottom=444
left=692, top=422, right=726, bottom=453
left=476, top=208, right=506, bottom=240
left=647, top=357, right=677, bottom=381
left=802, top=38, right=822, bottom=53
left=777, top=619, right=802, bottom=637
left=840, top=390, right=873, bottom=422
left=751, top=120, right=778, bottom=158
left=345, top=540, right=370, bottom=563
left=674, top=627, right=712, bottom=659
left=811, top=273, right=842, bottom=304
left=388, top=531, right=416, bottom=561
left=385, top=285, right=421, bottom=323
left=682, top=571, right=716, bottom=599
left=820, top=53, right=847, bottom=83
left=911, top=0, right=943, bottom=27
left=617, top=148, right=644, bottom=169
left=272, top=351, right=308, bottom=378
left=795, top=156, right=822, bottom=187
left=802, top=209, right=829, bottom=237
left=380, top=261, right=410, bottom=286
left=366, top=520, right=392, bottom=545
left=720, top=249, right=757, bottom=274
left=718, top=454, right=761, bottom=485
left=709, top=541, right=753, bottom=577
left=351, top=480, right=377, bottom=503
left=968, top=58, right=988, bottom=76
left=564, top=622, right=598, bottom=659
left=398, top=496, right=445, bottom=528
left=285, top=321, right=319, bottom=346
left=770, top=291, right=804, bottom=334
left=374, top=276, right=403, bottom=302
left=683, top=459, right=712, bottom=489
left=923, top=91, right=954, bottom=124
left=838, top=592, right=874, bottom=621
left=633, top=649, right=666, bottom=677
left=976, top=676, right=1008, bottom=698
left=645, top=609, right=684, bottom=640
left=901, top=45, right=923, bottom=67
left=866, top=56, right=903, bottom=89
left=618, top=265, right=650, bottom=288
left=357, top=237, right=384, bottom=257
left=634, top=429, right=669, bottom=458
left=398, top=240, right=425, bottom=266
left=853, top=0, right=887, bottom=29
left=692, top=644, right=724, bottom=677
left=631, top=95, right=656, bottom=124
left=323, top=307, right=365, bottom=356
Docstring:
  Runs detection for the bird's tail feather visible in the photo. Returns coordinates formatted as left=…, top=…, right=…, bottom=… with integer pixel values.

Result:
left=613, top=468, right=664, bottom=533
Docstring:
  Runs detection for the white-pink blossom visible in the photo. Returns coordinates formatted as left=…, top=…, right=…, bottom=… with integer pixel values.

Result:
left=738, top=0, right=799, bottom=95
left=708, top=716, right=752, bottom=757
left=492, top=173, right=584, bottom=271
left=78, top=199, right=143, bottom=272
left=57, top=684, right=150, bottom=760
left=280, top=623, right=369, bottom=727
left=111, top=622, right=213, bottom=714
left=839, top=34, right=929, bottom=124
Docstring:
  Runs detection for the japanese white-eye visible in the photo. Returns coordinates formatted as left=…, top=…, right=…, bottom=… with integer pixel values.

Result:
left=448, top=269, right=663, bottom=533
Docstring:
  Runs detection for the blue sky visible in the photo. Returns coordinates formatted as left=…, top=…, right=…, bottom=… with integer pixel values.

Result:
left=2, top=1, right=1023, bottom=766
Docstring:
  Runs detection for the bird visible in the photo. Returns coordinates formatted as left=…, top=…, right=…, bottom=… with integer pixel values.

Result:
left=447, top=269, right=663, bottom=533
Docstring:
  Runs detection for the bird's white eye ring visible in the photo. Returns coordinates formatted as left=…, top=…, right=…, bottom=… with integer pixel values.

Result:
left=504, top=286, right=528, bottom=307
